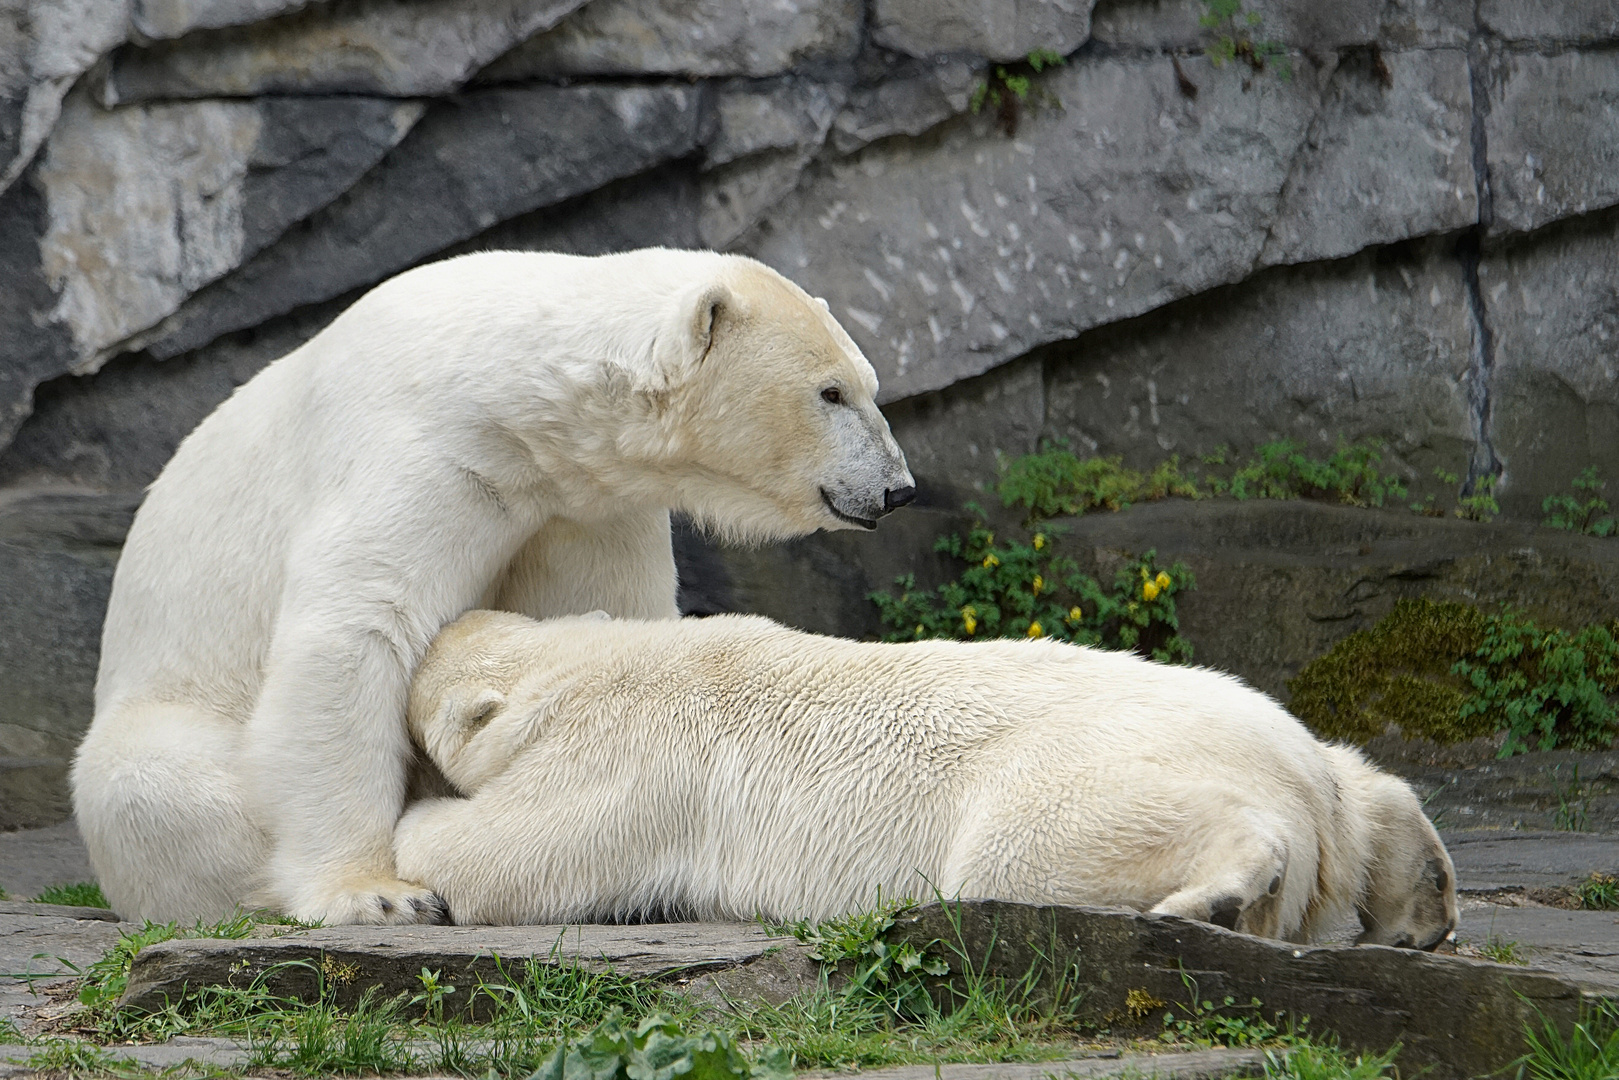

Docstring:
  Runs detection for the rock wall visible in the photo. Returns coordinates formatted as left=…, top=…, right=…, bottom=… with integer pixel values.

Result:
left=2, top=0, right=1617, bottom=826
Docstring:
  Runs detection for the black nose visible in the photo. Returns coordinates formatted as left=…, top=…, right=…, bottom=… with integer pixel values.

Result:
left=884, top=485, right=917, bottom=511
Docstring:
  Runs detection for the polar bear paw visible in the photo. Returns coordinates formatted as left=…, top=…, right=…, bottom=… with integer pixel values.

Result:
left=289, top=878, right=449, bottom=926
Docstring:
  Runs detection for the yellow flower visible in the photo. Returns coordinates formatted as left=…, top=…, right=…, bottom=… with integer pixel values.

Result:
left=1140, top=566, right=1150, bottom=581
left=961, top=606, right=979, bottom=635
left=1142, top=580, right=1161, bottom=601
left=982, top=553, right=1000, bottom=568
left=1031, top=574, right=1044, bottom=595
left=1033, top=533, right=1046, bottom=550
left=1155, top=571, right=1172, bottom=591
left=1068, top=605, right=1084, bottom=623
left=914, top=624, right=925, bottom=638
left=1026, top=621, right=1043, bottom=637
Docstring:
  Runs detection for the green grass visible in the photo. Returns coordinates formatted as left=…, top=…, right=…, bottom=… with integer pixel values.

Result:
left=1520, top=1000, right=1619, bottom=1080
left=1260, top=1041, right=1399, bottom=1079
left=1576, top=873, right=1619, bottom=911
left=33, top=881, right=110, bottom=908
left=1475, top=937, right=1526, bottom=966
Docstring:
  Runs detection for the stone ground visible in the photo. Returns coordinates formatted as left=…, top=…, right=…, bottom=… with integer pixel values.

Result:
left=1, top=824, right=1617, bottom=1077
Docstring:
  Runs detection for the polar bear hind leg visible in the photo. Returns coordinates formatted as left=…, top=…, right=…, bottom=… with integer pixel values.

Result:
left=1147, top=836, right=1293, bottom=939
left=72, top=702, right=265, bottom=923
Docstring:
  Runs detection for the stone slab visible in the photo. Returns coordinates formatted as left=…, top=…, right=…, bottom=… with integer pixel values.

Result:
left=869, top=0, right=1094, bottom=61
left=2, top=821, right=96, bottom=902
left=888, top=900, right=1582, bottom=1080
left=1442, top=830, right=1619, bottom=892
left=1456, top=903, right=1619, bottom=995
left=121, top=921, right=801, bottom=1013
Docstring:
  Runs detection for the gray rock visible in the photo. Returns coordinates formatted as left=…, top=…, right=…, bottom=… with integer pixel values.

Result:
left=0, top=494, right=137, bottom=803
left=1259, top=47, right=1476, bottom=267
left=1455, top=903, right=1619, bottom=995
left=0, top=0, right=128, bottom=195
left=1480, top=207, right=1619, bottom=519
left=0, top=177, right=76, bottom=449
left=102, top=0, right=591, bottom=102
left=120, top=921, right=803, bottom=1013
left=473, top=0, right=862, bottom=81
left=1442, top=830, right=1619, bottom=893
left=0, top=493, right=135, bottom=821
left=1376, top=0, right=1474, bottom=48
left=881, top=356, right=1045, bottom=500
left=129, top=0, right=313, bottom=39
left=1042, top=238, right=1477, bottom=481
left=830, top=56, right=983, bottom=155
left=34, top=88, right=422, bottom=368
left=746, top=53, right=1329, bottom=402
left=870, top=0, right=1095, bottom=62
left=136, top=83, right=704, bottom=360
left=888, top=899, right=1581, bottom=1080
left=1484, top=48, right=1619, bottom=236
left=1090, top=0, right=1382, bottom=49
left=1480, top=1, right=1619, bottom=43
left=0, top=906, right=131, bottom=984
left=1390, top=752, right=1619, bottom=833
left=701, top=149, right=818, bottom=250
left=707, top=78, right=841, bottom=169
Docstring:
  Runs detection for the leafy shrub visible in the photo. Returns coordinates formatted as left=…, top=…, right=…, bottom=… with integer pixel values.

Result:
left=1222, top=440, right=1406, bottom=507
left=1544, top=466, right=1616, bottom=537
left=970, top=49, right=1065, bottom=136
left=1455, top=613, right=1619, bottom=755
left=871, top=516, right=1195, bottom=664
left=1288, top=599, right=1619, bottom=756
left=775, top=897, right=947, bottom=1019
left=531, top=1010, right=791, bottom=1080
left=1199, top=0, right=1291, bottom=79
left=997, top=447, right=1198, bottom=523
left=1455, top=473, right=1500, bottom=523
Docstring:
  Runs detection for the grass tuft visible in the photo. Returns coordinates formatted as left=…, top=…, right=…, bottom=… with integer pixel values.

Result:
left=32, top=882, right=110, bottom=909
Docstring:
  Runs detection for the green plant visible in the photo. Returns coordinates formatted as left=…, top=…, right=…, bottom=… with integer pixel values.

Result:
left=531, top=1009, right=791, bottom=1080
left=1520, top=998, right=1619, bottom=1080
left=23, top=1039, right=142, bottom=1077
left=1199, top=0, right=1291, bottom=79
left=871, top=517, right=1195, bottom=664
left=970, top=49, right=1065, bottom=135
left=1554, top=764, right=1591, bottom=833
left=1454, top=609, right=1619, bottom=756
left=33, top=882, right=110, bottom=908
left=1454, top=473, right=1500, bottom=522
left=1577, top=873, right=1619, bottom=911
left=1409, top=467, right=1460, bottom=517
left=1226, top=440, right=1405, bottom=507
left=1260, top=1041, right=1400, bottom=1080
left=776, top=897, right=947, bottom=1019
left=1159, top=977, right=1292, bottom=1050
left=998, top=445, right=1200, bottom=524
left=1544, top=467, right=1616, bottom=537
left=75, top=911, right=256, bottom=1010
left=1475, top=936, right=1526, bottom=965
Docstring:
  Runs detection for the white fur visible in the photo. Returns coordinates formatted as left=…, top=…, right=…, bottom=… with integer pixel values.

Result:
left=397, top=611, right=1458, bottom=947
left=72, top=249, right=912, bottom=925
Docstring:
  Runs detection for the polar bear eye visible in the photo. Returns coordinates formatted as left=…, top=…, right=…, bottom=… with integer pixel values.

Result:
left=821, top=387, right=843, bottom=405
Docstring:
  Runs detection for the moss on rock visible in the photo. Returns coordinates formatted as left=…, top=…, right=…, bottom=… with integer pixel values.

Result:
left=1287, top=598, right=1496, bottom=745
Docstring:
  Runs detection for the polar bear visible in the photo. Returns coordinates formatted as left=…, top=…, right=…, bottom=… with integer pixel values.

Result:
left=396, top=610, right=1457, bottom=948
left=72, top=250, right=914, bottom=926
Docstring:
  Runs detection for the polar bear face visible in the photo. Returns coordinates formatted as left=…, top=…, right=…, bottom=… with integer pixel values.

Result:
left=1354, top=774, right=1458, bottom=951
left=657, top=261, right=915, bottom=541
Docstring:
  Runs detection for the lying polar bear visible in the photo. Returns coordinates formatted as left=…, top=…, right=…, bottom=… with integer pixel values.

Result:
left=395, top=610, right=1457, bottom=947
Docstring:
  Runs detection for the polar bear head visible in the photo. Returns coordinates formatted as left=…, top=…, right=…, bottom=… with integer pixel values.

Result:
left=641, top=257, right=915, bottom=540
left=1352, top=770, right=1458, bottom=951
left=406, top=609, right=544, bottom=795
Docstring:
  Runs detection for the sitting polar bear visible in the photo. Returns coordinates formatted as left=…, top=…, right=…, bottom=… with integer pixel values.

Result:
left=72, top=249, right=914, bottom=925
left=396, top=610, right=1457, bottom=947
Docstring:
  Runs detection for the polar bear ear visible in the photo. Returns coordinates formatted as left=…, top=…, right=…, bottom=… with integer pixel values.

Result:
left=689, top=282, right=734, bottom=366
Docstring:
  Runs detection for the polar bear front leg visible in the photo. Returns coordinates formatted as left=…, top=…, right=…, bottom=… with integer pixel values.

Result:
left=243, top=614, right=446, bottom=925
left=489, top=506, right=679, bottom=621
